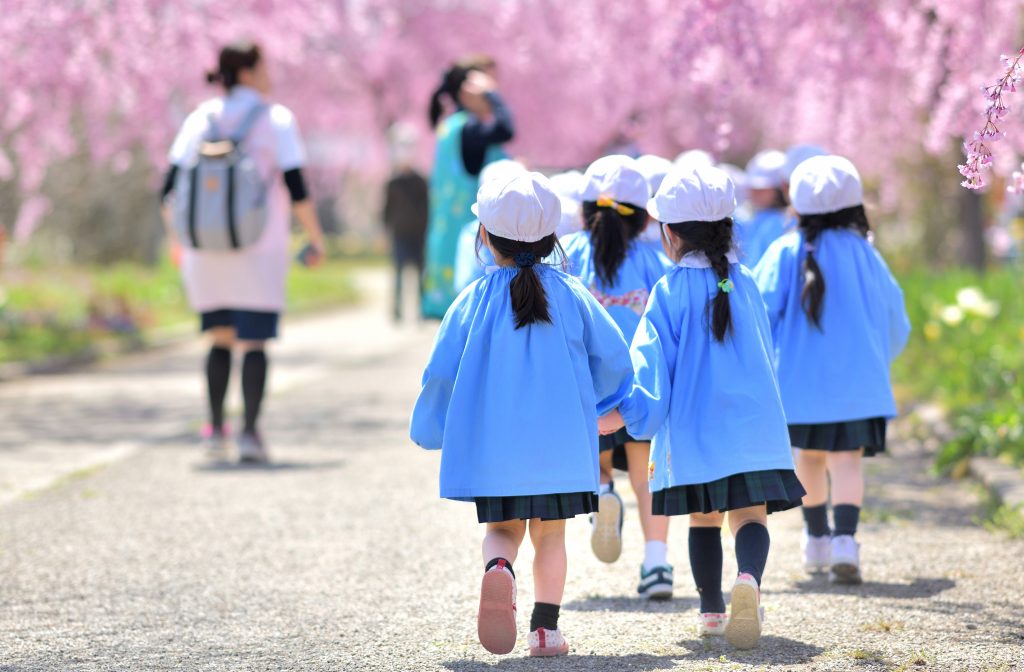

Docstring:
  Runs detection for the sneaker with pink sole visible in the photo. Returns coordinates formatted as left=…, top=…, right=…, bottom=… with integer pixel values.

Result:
left=697, top=612, right=728, bottom=636
left=527, top=627, right=569, bottom=657
left=201, top=423, right=231, bottom=461
left=725, top=573, right=763, bottom=649
left=477, top=560, right=517, bottom=655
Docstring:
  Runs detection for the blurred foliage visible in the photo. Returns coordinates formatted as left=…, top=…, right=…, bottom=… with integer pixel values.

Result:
left=893, top=266, right=1023, bottom=469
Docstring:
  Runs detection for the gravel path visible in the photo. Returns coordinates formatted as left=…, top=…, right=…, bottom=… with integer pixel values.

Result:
left=1, top=274, right=1022, bottom=671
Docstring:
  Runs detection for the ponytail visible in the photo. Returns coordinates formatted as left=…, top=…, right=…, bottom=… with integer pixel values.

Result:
left=665, top=218, right=735, bottom=342
left=581, top=201, right=648, bottom=286
left=207, top=41, right=261, bottom=90
left=485, top=232, right=562, bottom=329
left=798, top=204, right=870, bottom=329
left=428, top=64, right=472, bottom=127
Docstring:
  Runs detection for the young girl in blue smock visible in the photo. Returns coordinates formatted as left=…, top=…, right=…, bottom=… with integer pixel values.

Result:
left=411, top=172, right=633, bottom=658
left=753, top=156, right=910, bottom=586
left=601, top=165, right=805, bottom=650
left=560, top=155, right=673, bottom=598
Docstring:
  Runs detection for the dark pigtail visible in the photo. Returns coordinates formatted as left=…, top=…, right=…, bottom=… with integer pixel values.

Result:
left=428, top=65, right=472, bottom=127
left=798, top=204, right=870, bottom=329
left=208, top=41, right=261, bottom=90
left=581, top=201, right=648, bottom=286
left=486, top=232, right=561, bottom=329
left=666, top=218, right=735, bottom=342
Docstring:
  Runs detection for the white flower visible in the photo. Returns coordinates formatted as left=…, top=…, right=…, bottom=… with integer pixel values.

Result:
left=955, top=286, right=1000, bottom=318
left=939, top=305, right=964, bottom=326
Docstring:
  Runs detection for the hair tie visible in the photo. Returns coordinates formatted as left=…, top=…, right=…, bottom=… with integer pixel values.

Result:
left=596, top=195, right=636, bottom=216
left=717, top=278, right=734, bottom=294
left=514, top=252, right=536, bottom=268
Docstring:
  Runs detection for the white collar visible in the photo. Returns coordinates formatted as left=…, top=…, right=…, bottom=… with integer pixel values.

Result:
left=675, top=249, right=739, bottom=269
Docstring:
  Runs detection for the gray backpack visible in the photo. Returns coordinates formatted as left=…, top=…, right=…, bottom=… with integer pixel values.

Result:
left=173, top=104, right=269, bottom=250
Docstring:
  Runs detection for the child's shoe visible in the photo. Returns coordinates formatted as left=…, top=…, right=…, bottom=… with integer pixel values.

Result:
left=590, top=484, right=623, bottom=563
left=725, top=573, right=763, bottom=649
left=478, top=560, right=517, bottom=655
left=829, top=535, right=863, bottom=585
left=637, top=564, right=674, bottom=600
left=201, top=423, right=230, bottom=461
left=527, top=628, right=569, bottom=657
left=697, top=612, right=728, bottom=636
left=801, top=529, right=830, bottom=573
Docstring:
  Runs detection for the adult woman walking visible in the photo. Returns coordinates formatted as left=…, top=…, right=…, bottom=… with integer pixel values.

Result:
left=161, top=41, right=325, bottom=464
left=422, top=57, right=515, bottom=319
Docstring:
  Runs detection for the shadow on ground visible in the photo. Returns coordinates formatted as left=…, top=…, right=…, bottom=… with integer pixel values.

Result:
left=443, top=653, right=678, bottom=671
left=563, top=594, right=699, bottom=613
left=677, top=635, right=825, bottom=666
left=775, top=576, right=956, bottom=599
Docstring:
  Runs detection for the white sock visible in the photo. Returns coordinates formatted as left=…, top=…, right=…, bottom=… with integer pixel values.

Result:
left=599, top=482, right=612, bottom=495
left=643, top=540, right=668, bottom=571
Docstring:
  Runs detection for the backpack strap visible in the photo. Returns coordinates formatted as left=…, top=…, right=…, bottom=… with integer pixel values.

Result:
left=230, top=103, right=269, bottom=145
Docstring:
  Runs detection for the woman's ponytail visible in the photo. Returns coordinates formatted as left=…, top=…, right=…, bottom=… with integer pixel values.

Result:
left=666, top=218, right=735, bottom=342
left=582, top=201, right=648, bottom=286
left=798, top=204, right=871, bottom=329
left=207, top=41, right=260, bottom=90
left=428, top=65, right=472, bottom=128
left=487, top=232, right=560, bottom=329
left=428, top=86, right=446, bottom=128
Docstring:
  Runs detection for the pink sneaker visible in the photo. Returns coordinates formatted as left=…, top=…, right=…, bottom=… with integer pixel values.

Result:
left=725, top=573, right=763, bottom=650
left=527, top=627, right=569, bottom=657
left=697, top=612, right=728, bottom=636
left=477, top=560, right=517, bottom=655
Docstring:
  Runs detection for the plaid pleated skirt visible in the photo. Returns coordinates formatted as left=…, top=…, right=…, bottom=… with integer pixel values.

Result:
left=789, top=417, right=887, bottom=457
left=652, top=469, right=806, bottom=516
left=474, top=492, right=599, bottom=523
left=599, top=428, right=648, bottom=471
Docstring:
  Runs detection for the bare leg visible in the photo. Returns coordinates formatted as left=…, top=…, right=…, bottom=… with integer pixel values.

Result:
left=529, top=518, right=567, bottom=605
left=826, top=450, right=864, bottom=506
left=794, top=449, right=829, bottom=507
left=599, top=449, right=613, bottom=486
left=482, top=519, right=527, bottom=565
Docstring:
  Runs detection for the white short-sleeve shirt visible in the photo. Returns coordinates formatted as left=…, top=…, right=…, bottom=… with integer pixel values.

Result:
left=168, top=85, right=306, bottom=314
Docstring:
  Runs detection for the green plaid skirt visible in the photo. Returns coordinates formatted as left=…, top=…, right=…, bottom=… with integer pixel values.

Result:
left=475, top=492, right=599, bottom=523
left=600, top=428, right=645, bottom=471
left=789, top=418, right=887, bottom=457
left=652, top=469, right=806, bottom=516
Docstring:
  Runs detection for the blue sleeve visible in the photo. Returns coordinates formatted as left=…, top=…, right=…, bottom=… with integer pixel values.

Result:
left=752, top=242, right=792, bottom=330
left=410, top=302, right=470, bottom=450
left=619, top=285, right=678, bottom=440
left=579, top=290, right=634, bottom=416
left=454, top=222, right=484, bottom=292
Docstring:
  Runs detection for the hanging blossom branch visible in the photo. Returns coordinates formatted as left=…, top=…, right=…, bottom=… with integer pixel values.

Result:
left=960, top=46, right=1024, bottom=191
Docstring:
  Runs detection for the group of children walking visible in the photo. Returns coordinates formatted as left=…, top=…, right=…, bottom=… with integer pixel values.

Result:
left=410, top=149, right=911, bottom=657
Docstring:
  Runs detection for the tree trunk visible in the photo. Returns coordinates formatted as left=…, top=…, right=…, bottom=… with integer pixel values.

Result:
left=958, top=188, right=986, bottom=272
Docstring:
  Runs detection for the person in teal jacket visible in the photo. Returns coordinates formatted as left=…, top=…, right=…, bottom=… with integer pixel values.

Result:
left=601, top=165, right=805, bottom=650
left=561, top=154, right=674, bottom=599
left=411, top=172, right=633, bottom=658
left=753, top=155, right=910, bottom=586
left=453, top=160, right=524, bottom=293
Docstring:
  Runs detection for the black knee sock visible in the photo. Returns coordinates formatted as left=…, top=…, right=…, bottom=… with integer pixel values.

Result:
left=833, top=504, right=861, bottom=537
left=802, top=504, right=831, bottom=537
left=484, top=557, right=515, bottom=579
left=241, top=350, right=267, bottom=435
left=689, top=527, right=725, bottom=613
left=530, top=602, right=560, bottom=632
left=735, top=523, right=770, bottom=586
left=205, top=346, right=231, bottom=432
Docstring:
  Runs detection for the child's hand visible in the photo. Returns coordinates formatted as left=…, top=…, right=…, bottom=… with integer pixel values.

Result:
left=598, top=409, right=625, bottom=436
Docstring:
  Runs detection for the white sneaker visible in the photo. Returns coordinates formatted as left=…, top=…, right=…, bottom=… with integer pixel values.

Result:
left=801, top=529, right=831, bottom=573
left=478, top=561, right=517, bottom=655
left=590, top=487, right=623, bottom=563
left=527, top=627, right=569, bottom=657
left=236, top=432, right=269, bottom=464
left=697, top=612, right=728, bottom=636
left=829, top=535, right=862, bottom=585
left=637, top=565, right=674, bottom=600
left=201, top=424, right=230, bottom=461
left=725, top=573, right=763, bottom=649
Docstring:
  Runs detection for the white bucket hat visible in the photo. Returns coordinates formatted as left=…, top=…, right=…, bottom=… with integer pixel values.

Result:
left=479, top=159, right=526, bottom=186
left=783, top=143, right=828, bottom=181
left=745, top=150, right=786, bottom=190
left=578, top=155, right=650, bottom=210
left=635, top=155, right=674, bottom=198
left=648, top=165, right=737, bottom=224
left=788, top=155, right=863, bottom=216
left=471, top=172, right=562, bottom=242
left=673, top=149, right=715, bottom=172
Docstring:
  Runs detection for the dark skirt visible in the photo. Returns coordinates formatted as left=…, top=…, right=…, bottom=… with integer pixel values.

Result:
left=652, top=469, right=806, bottom=516
left=599, top=428, right=649, bottom=471
left=789, top=418, right=887, bottom=457
left=475, top=492, right=599, bottom=523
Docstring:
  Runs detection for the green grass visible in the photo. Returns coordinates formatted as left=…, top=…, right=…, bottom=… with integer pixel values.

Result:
left=0, top=247, right=359, bottom=365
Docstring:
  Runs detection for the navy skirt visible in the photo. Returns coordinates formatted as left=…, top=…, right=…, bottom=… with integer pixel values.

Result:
left=652, top=469, right=806, bottom=516
left=789, top=418, right=887, bottom=457
left=475, top=492, right=599, bottom=523
left=599, top=428, right=648, bottom=471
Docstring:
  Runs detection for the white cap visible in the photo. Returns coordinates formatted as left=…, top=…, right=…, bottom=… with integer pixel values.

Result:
left=635, top=155, right=674, bottom=197
left=471, top=172, right=562, bottom=242
left=673, top=149, right=716, bottom=171
left=788, top=155, right=863, bottom=215
left=578, top=155, right=650, bottom=208
left=783, top=143, right=828, bottom=180
left=648, top=165, right=737, bottom=223
left=479, top=159, right=526, bottom=186
left=548, top=170, right=584, bottom=202
left=745, top=150, right=786, bottom=189
left=716, top=163, right=748, bottom=205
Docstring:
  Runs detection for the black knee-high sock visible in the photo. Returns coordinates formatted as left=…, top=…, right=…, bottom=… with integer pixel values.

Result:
left=241, top=350, right=267, bottom=435
left=530, top=602, right=560, bottom=632
left=833, top=504, right=861, bottom=537
left=206, top=346, right=231, bottom=432
left=735, top=523, right=770, bottom=586
left=802, top=504, right=831, bottom=537
left=689, top=527, right=725, bottom=613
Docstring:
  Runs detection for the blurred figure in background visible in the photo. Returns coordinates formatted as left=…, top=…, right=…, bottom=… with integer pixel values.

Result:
left=734, top=149, right=788, bottom=266
left=383, top=123, right=429, bottom=322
